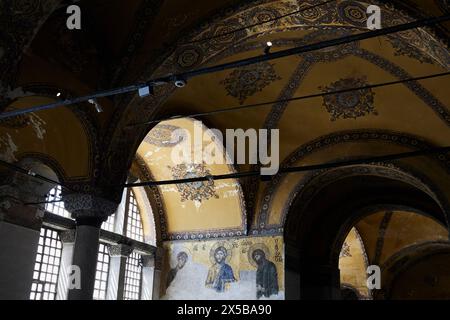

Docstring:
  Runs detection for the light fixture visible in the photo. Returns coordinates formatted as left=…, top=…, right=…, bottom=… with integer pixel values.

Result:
left=88, top=98, right=103, bottom=113
left=264, top=41, right=273, bottom=54
left=56, top=92, right=61, bottom=97
left=138, top=85, right=153, bottom=98
left=174, top=78, right=187, bottom=88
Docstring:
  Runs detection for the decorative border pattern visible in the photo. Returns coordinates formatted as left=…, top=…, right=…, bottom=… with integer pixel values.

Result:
left=135, top=154, right=248, bottom=241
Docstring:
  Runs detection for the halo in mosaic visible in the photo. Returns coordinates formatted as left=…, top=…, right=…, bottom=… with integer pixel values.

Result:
left=170, top=162, right=219, bottom=202
left=220, top=62, right=281, bottom=104
left=144, top=124, right=187, bottom=147
left=320, top=77, right=377, bottom=121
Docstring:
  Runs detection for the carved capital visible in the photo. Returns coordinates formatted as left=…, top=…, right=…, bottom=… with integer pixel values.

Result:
left=141, top=254, right=155, bottom=268
left=108, top=244, right=133, bottom=258
left=60, top=230, right=76, bottom=244
left=63, top=193, right=118, bottom=222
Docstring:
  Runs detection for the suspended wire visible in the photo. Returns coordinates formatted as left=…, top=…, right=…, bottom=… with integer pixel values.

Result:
left=180, top=0, right=337, bottom=45
left=127, top=71, right=450, bottom=127
left=3, top=144, right=449, bottom=200
left=0, top=14, right=448, bottom=120
left=123, top=146, right=450, bottom=187
left=25, top=199, right=65, bottom=206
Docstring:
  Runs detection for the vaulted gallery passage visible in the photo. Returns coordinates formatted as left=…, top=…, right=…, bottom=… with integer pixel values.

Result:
left=0, top=0, right=449, bottom=302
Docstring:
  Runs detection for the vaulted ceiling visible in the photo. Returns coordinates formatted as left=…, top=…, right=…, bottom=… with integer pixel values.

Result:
left=0, top=0, right=449, bottom=247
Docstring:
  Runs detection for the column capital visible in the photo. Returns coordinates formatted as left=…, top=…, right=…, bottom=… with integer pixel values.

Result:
left=64, top=193, right=118, bottom=226
left=108, top=244, right=133, bottom=258
left=141, top=254, right=155, bottom=268
left=59, top=229, right=76, bottom=244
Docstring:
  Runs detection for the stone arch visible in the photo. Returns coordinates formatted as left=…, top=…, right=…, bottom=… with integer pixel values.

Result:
left=374, top=241, right=450, bottom=300
left=284, top=168, right=448, bottom=299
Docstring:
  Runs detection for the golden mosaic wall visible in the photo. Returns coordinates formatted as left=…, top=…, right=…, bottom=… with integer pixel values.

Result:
left=161, top=236, right=284, bottom=300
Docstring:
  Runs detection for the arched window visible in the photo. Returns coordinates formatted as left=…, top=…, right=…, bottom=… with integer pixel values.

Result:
left=123, top=251, right=143, bottom=300
left=33, top=186, right=148, bottom=300
left=125, top=190, right=144, bottom=242
left=93, top=243, right=110, bottom=300
left=30, top=228, right=62, bottom=300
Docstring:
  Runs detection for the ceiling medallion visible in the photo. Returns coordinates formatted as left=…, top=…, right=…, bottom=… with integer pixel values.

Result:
left=220, top=62, right=281, bottom=104
left=320, top=77, right=377, bottom=121
left=169, top=162, right=219, bottom=203
left=144, top=124, right=186, bottom=147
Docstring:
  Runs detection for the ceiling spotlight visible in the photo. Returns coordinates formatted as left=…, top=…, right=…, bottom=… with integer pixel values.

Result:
left=88, top=98, right=103, bottom=113
left=174, top=78, right=187, bottom=88
left=56, top=92, right=61, bottom=97
left=264, top=41, right=273, bottom=54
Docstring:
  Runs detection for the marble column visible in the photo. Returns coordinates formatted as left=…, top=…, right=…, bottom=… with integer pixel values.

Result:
left=56, top=230, right=76, bottom=300
left=0, top=203, right=43, bottom=299
left=0, top=170, right=49, bottom=300
left=106, top=244, right=133, bottom=300
left=64, top=193, right=118, bottom=300
left=141, top=254, right=156, bottom=300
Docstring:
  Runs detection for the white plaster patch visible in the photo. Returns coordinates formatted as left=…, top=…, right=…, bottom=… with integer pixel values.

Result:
left=145, top=151, right=153, bottom=158
left=28, top=113, right=47, bottom=139
left=194, top=200, right=201, bottom=209
left=0, top=133, right=18, bottom=162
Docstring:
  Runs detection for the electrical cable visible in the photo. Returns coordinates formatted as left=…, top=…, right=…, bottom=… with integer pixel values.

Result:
left=12, top=146, right=450, bottom=206
left=123, top=146, right=450, bottom=187
left=127, top=71, right=450, bottom=126
left=0, top=14, right=448, bottom=120
left=180, top=0, right=337, bottom=45
left=0, top=158, right=72, bottom=191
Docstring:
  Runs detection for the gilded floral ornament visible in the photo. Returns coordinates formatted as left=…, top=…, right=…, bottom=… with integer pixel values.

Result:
left=144, top=124, right=186, bottom=147
left=170, top=163, right=219, bottom=203
left=220, top=62, right=281, bottom=104
left=387, top=31, right=435, bottom=64
left=320, top=77, right=377, bottom=121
